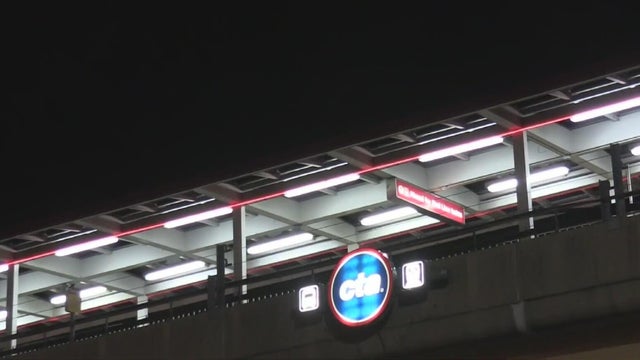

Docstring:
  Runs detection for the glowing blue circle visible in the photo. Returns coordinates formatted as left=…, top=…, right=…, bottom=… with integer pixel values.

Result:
left=328, top=248, right=393, bottom=327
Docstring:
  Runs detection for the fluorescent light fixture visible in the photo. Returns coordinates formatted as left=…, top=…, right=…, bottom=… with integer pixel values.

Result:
left=284, top=173, right=360, bottom=198
left=631, top=144, right=640, bottom=156
left=144, top=260, right=206, bottom=281
left=0, top=264, right=8, bottom=273
left=487, top=166, right=570, bottom=193
left=80, top=285, right=108, bottom=298
left=401, top=261, right=425, bottom=290
left=55, top=236, right=119, bottom=257
left=419, top=136, right=503, bottom=163
left=486, top=178, right=518, bottom=193
left=571, top=95, right=640, bottom=122
left=298, top=285, right=320, bottom=312
left=163, top=206, right=233, bottom=228
left=49, top=286, right=108, bottom=305
left=247, top=232, right=314, bottom=255
left=360, top=206, right=419, bottom=226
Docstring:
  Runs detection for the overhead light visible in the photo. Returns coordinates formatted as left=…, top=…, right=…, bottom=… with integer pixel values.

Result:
left=79, top=285, right=108, bottom=298
left=144, top=260, right=206, bottom=281
left=360, top=206, right=419, bottom=226
left=284, top=173, right=360, bottom=198
left=631, top=144, right=640, bottom=156
left=55, top=236, right=119, bottom=257
left=486, top=178, right=518, bottom=193
left=49, top=286, right=108, bottom=305
left=418, top=136, right=503, bottom=163
left=163, top=206, right=233, bottom=229
left=486, top=166, right=570, bottom=193
left=570, top=95, right=640, bottom=122
left=247, top=232, right=314, bottom=255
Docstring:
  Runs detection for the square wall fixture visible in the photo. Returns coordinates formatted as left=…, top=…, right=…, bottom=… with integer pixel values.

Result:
left=298, top=285, right=320, bottom=312
left=401, top=261, right=425, bottom=290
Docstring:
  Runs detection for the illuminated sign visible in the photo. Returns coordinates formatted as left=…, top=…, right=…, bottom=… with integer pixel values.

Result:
left=327, top=248, right=393, bottom=327
left=401, top=261, right=425, bottom=290
left=298, top=285, right=320, bottom=312
left=389, top=179, right=465, bottom=225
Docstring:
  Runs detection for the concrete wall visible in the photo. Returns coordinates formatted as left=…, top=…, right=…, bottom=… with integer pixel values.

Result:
left=14, top=216, right=640, bottom=359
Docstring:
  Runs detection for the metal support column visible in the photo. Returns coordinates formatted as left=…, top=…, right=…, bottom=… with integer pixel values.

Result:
left=511, top=132, right=530, bottom=333
left=216, top=244, right=227, bottom=308
left=599, top=179, right=612, bottom=221
left=233, top=206, right=247, bottom=303
left=610, top=143, right=627, bottom=219
left=6, top=264, right=18, bottom=350
left=513, top=131, right=533, bottom=236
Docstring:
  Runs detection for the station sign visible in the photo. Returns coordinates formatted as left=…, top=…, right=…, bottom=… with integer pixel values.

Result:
left=327, top=248, right=394, bottom=327
left=388, top=179, right=465, bottom=225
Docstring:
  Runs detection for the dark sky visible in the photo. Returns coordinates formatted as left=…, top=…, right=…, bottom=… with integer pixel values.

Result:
left=2, top=2, right=640, bottom=237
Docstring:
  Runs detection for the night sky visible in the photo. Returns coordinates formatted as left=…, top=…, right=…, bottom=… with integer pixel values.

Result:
left=2, top=3, right=640, bottom=237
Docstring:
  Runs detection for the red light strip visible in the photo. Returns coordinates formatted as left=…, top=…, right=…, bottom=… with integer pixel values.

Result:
left=230, top=191, right=286, bottom=208
left=500, top=116, right=571, bottom=137
left=0, top=115, right=578, bottom=268
left=6, top=251, right=56, bottom=266
left=116, top=223, right=164, bottom=237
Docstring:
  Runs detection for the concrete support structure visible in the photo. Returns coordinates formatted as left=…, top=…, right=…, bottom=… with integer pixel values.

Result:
left=233, top=206, right=247, bottom=301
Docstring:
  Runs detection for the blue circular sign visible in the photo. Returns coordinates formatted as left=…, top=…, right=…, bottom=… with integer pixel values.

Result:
left=327, top=248, right=393, bottom=327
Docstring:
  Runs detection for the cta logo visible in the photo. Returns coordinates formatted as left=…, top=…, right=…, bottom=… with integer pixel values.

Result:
left=328, top=248, right=393, bottom=327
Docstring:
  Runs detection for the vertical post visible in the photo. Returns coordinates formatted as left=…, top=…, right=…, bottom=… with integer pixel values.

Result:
left=216, top=244, right=226, bottom=308
left=69, top=313, right=76, bottom=341
left=599, top=179, right=612, bottom=221
left=65, top=286, right=80, bottom=342
left=6, top=264, right=18, bottom=350
left=233, top=206, right=247, bottom=303
left=510, top=132, right=530, bottom=333
left=513, top=131, right=533, bottom=237
left=610, top=143, right=626, bottom=219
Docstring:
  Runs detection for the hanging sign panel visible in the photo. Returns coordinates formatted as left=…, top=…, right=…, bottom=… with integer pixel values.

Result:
left=388, top=179, right=465, bottom=225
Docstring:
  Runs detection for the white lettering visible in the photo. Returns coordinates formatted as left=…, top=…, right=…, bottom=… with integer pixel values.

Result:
left=338, top=272, right=383, bottom=301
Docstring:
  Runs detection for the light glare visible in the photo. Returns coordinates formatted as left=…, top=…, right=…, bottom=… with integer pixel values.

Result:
left=247, top=232, right=314, bottom=255
left=284, top=173, right=360, bottom=198
left=419, top=136, right=503, bottom=163
left=163, top=207, right=233, bottom=228
left=144, top=260, right=206, bottom=281
left=486, top=166, right=569, bottom=193
left=570, top=96, right=640, bottom=122
left=360, top=207, right=418, bottom=226
left=49, top=285, right=108, bottom=305
left=55, top=236, right=119, bottom=257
